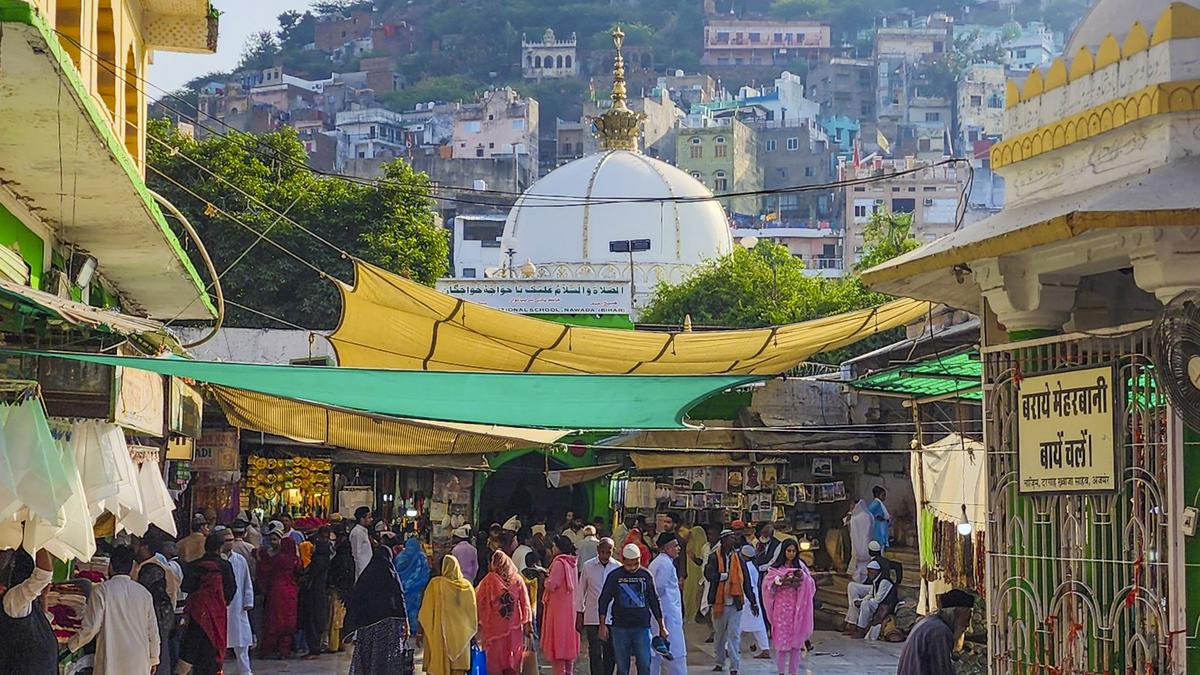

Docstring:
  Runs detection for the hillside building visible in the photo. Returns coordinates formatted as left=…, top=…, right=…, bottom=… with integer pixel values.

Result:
left=806, top=58, right=876, bottom=131
left=522, top=29, right=577, bottom=80
left=957, top=62, right=1006, bottom=149
left=314, top=8, right=373, bottom=52
left=752, top=121, right=836, bottom=227
left=701, top=18, right=831, bottom=66
left=654, top=72, right=722, bottom=110
left=451, top=88, right=539, bottom=161
left=676, top=117, right=762, bottom=218
left=1002, top=21, right=1057, bottom=70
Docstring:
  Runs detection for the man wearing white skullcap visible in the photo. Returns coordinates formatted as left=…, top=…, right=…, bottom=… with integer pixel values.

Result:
left=597, top=542, right=667, bottom=675
left=450, top=524, right=479, bottom=583
left=503, top=516, right=522, bottom=533
left=576, top=537, right=620, bottom=675
left=847, top=560, right=894, bottom=638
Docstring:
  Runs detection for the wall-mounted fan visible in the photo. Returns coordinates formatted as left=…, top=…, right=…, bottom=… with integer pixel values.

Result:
left=1151, top=291, right=1200, bottom=429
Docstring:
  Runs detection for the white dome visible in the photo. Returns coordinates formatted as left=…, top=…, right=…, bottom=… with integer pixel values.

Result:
left=502, top=150, right=733, bottom=284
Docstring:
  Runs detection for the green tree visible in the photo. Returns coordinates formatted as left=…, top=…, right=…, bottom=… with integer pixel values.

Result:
left=237, top=31, right=279, bottom=72
left=146, top=119, right=448, bottom=329
left=640, top=212, right=921, bottom=360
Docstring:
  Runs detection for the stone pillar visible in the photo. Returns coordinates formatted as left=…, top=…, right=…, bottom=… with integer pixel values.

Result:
left=1129, top=227, right=1200, bottom=303
left=974, top=257, right=1080, bottom=334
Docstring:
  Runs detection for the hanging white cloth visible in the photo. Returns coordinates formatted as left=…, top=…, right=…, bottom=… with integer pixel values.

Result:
left=5, top=399, right=70, bottom=526
left=0, top=406, right=21, bottom=521
left=28, top=438, right=95, bottom=561
left=847, top=499, right=874, bottom=583
left=135, top=458, right=176, bottom=538
left=71, top=420, right=120, bottom=519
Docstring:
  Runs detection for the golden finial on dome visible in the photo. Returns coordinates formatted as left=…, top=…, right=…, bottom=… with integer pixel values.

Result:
left=589, top=25, right=646, bottom=152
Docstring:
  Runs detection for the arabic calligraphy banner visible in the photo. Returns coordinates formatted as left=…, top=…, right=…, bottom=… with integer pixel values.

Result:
left=434, top=279, right=632, bottom=315
left=1017, top=364, right=1118, bottom=494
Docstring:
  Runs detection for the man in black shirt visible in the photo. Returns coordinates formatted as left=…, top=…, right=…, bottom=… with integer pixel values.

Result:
left=598, top=543, right=668, bottom=675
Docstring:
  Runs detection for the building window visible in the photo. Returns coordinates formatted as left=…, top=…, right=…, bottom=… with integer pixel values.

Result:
left=988, top=93, right=1004, bottom=109
left=778, top=168, right=788, bottom=179
left=773, top=33, right=783, bottom=42
left=462, top=268, right=477, bottom=278
left=854, top=204, right=868, bottom=218
left=923, top=198, right=935, bottom=206
left=804, top=166, right=815, bottom=177
left=765, top=139, right=777, bottom=152
left=714, top=137, right=727, bottom=158
left=925, top=112, right=941, bottom=122
left=512, top=119, right=525, bottom=130
left=933, top=41, right=944, bottom=53
left=714, top=170, right=728, bottom=192
left=690, top=144, right=703, bottom=159
left=466, top=121, right=482, bottom=133
left=476, top=147, right=484, bottom=157
left=918, top=138, right=932, bottom=152
left=565, top=55, right=572, bottom=69
left=556, top=55, right=564, bottom=68
left=1016, top=49, right=1027, bottom=59
left=749, top=33, right=761, bottom=43
left=892, top=198, right=916, bottom=213
left=488, top=142, right=495, bottom=149
left=970, top=95, right=982, bottom=107
left=715, top=32, right=730, bottom=44
left=786, top=137, right=799, bottom=151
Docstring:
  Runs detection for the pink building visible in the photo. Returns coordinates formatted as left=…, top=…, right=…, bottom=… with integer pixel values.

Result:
left=450, top=88, right=539, bottom=161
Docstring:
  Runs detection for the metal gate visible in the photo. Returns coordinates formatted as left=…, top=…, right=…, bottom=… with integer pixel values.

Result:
left=983, top=329, right=1184, bottom=673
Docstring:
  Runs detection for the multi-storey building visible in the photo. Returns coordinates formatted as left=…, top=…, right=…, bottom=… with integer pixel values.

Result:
left=450, top=214, right=506, bottom=278
left=522, top=29, right=577, bottom=80
left=0, top=0, right=219, bottom=322
left=314, top=8, right=373, bottom=52
left=875, top=24, right=953, bottom=64
left=840, top=158, right=965, bottom=270
left=675, top=118, right=762, bottom=217
left=806, top=58, right=876, bottom=130
left=956, top=62, right=1006, bottom=149
left=578, top=91, right=682, bottom=162
left=701, top=19, right=831, bottom=66
left=654, top=72, right=722, bottom=110
left=753, top=122, right=836, bottom=226
left=1003, top=22, right=1057, bottom=71
left=334, top=108, right=408, bottom=161
left=450, top=88, right=539, bottom=161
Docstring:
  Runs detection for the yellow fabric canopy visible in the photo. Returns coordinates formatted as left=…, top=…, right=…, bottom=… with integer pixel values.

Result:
left=212, top=386, right=564, bottom=455
left=331, top=261, right=933, bottom=375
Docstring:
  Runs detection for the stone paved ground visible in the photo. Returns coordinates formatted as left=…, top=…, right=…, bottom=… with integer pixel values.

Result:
left=248, top=622, right=902, bottom=675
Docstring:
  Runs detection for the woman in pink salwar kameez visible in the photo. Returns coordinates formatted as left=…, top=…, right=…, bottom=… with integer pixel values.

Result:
left=762, top=540, right=817, bottom=675
left=477, top=550, right=533, bottom=675
left=541, top=535, right=580, bottom=675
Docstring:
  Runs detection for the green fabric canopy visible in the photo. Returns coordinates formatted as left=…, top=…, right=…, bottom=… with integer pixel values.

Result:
left=21, top=350, right=760, bottom=430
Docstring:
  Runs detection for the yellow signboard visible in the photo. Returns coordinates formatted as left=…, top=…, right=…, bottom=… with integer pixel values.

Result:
left=1017, top=365, right=1117, bottom=494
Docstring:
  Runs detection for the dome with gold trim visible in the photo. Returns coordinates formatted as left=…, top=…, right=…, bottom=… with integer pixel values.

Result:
left=499, top=27, right=733, bottom=296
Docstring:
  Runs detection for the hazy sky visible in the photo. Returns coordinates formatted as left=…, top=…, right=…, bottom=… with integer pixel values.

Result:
left=148, top=0, right=313, bottom=94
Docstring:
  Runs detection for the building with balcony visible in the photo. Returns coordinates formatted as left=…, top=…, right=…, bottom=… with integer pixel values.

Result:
left=451, top=214, right=506, bottom=278
left=1002, top=21, right=1057, bottom=71
left=522, top=29, right=577, bottom=80
left=840, top=158, right=965, bottom=270
left=753, top=121, right=836, bottom=225
left=0, top=0, right=219, bottom=322
left=654, top=71, right=722, bottom=110
left=875, top=24, right=953, bottom=64
left=702, top=19, right=831, bottom=66
left=731, top=226, right=843, bottom=277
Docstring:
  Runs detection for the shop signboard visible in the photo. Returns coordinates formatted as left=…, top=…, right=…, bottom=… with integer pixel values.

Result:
left=338, top=486, right=375, bottom=517
left=166, top=436, right=195, bottom=461
left=1017, top=364, right=1118, bottom=494
left=435, top=279, right=632, bottom=315
left=113, top=363, right=164, bottom=436
left=193, top=430, right=239, bottom=472
left=169, top=378, right=204, bottom=438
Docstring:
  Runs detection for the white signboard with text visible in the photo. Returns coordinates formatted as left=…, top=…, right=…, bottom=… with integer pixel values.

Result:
left=1017, top=364, right=1118, bottom=494
left=436, top=279, right=632, bottom=315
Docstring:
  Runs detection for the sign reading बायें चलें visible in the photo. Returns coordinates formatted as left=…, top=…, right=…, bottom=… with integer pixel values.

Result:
left=1017, top=364, right=1118, bottom=494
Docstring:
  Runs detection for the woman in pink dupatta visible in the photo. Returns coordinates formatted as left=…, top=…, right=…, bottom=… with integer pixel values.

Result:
left=762, top=540, right=817, bottom=675
left=476, top=550, right=533, bottom=675
left=541, top=535, right=580, bottom=675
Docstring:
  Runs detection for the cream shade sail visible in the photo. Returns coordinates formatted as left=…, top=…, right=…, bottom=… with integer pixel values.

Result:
left=331, top=261, right=933, bottom=375
left=213, top=386, right=565, bottom=455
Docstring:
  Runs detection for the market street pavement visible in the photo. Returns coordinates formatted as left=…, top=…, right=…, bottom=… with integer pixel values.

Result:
left=246, top=622, right=903, bottom=674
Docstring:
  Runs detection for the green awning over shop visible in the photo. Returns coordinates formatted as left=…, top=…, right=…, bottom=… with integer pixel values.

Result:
left=18, top=350, right=760, bottom=430
left=850, top=350, right=982, bottom=402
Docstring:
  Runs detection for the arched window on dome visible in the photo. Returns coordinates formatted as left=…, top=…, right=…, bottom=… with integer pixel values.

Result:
left=689, top=136, right=702, bottom=159
left=565, top=55, right=573, bottom=69
left=556, top=55, right=564, bottom=69
left=534, top=55, right=542, bottom=68
left=714, top=170, right=728, bottom=193
left=714, top=135, right=728, bottom=158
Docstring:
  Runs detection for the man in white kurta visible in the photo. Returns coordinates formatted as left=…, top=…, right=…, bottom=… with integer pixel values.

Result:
left=350, top=506, right=374, bottom=581
left=649, top=534, right=687, bottom=675
left=222, top=528, right=255, bottom=674
left=68, top=546, right=160, bottom=674
left=739, top=545, right=770, bottom=657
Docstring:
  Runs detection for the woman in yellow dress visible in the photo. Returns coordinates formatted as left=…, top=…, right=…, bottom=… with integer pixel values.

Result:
left=683, top=524, right=708, bottom=622
left=420, top=555, right=479, bottom=675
